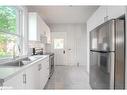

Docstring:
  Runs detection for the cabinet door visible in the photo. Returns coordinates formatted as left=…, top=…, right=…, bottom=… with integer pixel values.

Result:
left=37, top=14, right=44, bottom=41
left=3, top=76, right=18, bottom=89
left=39, top=60, right=46, bottom=89
left=95, top=6, right=107, bottom=25
left=46, top=27, right=51, bottom=43
left=87, top=6, right=107, bottom=32
left=24, top=67, right=34, bottom=89
left=3, top=72, right=24, bottom=90
left=34, top=63, right=41, bottom=89
left=41, top=18, right=51, bottom=44
left=39, top=64, right=46, bottom=89
left=43, top=61, right=49, bottom=84
left=37, top=61, right=43, bottom=89
left=29, top=13, right=38, bottom=41
left=39, top=58, right=49, bottom=89
left=107, top=6, right=125, bottom=20
left=29, top=12, right=46, bottom=42
left=44, top=25, right=51, bottom=43
left=25, top=64, right=40, bottom=89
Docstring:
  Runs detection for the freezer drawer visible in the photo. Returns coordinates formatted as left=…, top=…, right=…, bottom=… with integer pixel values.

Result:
left=90, top=51, right=114, bottom=89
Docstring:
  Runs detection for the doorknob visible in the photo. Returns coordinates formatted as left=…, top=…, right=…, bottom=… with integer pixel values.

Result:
left=63, top=50, right=65, bottom=54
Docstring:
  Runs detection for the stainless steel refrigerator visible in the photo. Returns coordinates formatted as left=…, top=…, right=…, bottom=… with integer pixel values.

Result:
left=90, top=19, right=125, bottom=89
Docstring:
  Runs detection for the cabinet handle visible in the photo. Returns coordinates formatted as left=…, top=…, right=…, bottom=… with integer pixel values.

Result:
left=23, top=74, right=26, bottom=84
left=40, top=64, right=42, bottom=70
left=23, top=74, right=25, bottom=84
left=38, top=64, right=42, bottom=71
left=38, top=64, right=40, bottom=71
left=25, top=74, right=27, bottom=84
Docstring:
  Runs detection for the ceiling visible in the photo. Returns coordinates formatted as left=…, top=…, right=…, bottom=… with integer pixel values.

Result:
left=28, top=6, right=99, bottom=24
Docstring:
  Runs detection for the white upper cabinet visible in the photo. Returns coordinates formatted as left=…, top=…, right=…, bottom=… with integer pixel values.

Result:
left=46, top=26, right=51, bottom=44
left=107, top=6, right=126, bottom=20
left=87, top=6, right=107, bottom=32
left=29, top=12, right=41, bottom=41
left=41, top=19, right=51, bottom=44
left=87, top=6, right=126, bottom=32
left=28, top=12, right=51, bottom=43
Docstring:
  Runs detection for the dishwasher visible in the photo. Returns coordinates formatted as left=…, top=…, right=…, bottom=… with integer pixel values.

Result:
left=49, top=53, right=54, bottom=78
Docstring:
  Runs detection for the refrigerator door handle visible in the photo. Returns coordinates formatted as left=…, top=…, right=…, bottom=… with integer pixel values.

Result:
left=110, top=52, right=115, bottom=89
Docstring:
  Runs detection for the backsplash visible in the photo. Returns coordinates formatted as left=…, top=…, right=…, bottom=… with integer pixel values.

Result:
left=45, top=43, right=51, bottom=53
left=28, top=41, right=46, bottom=55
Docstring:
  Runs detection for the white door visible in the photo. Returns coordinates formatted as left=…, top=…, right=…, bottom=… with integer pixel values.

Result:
left=51, top=32, right=67, bottom=65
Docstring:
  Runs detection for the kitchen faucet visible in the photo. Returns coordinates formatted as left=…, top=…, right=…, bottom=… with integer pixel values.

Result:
left=12, top=44, right=16, bottom=59
left=12, top=44, right=21, bottom=59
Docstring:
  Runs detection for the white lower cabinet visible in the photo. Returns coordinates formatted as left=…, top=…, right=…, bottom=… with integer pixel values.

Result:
left=2, top=72, right=24, bottom=89
left=39, top=57, right=49, bottom=89
left=24, top=64, right=39, bottom=89
left=2, top=57, right=49, bottom=90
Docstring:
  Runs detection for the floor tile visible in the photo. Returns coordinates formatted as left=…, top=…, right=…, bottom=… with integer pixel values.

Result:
left=45, top=65, right=91, bottom=89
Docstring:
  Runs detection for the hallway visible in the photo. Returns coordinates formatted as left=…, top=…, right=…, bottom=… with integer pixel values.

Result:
left=45, top=66, right=91, bottom=89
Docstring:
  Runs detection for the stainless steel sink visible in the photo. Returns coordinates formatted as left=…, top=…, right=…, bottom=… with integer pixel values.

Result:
left=0, top=60, right=24, bottom=67
left=22, top=57, right=31, bottom=61
left=0, top=56, right=32, bottom=67
left=0, top=56, right=43, bottom=67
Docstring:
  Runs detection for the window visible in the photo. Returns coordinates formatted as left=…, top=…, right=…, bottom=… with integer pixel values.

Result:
left=54, top=39, right=64, bottom=49
left=0, top=6, right=22, bottom=59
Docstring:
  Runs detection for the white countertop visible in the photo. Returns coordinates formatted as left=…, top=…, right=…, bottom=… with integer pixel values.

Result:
left=0, top=55, right=49, bottom=86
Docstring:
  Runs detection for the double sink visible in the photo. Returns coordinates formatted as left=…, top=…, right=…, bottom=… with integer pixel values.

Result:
left=0, top=56, right=43, bottom=67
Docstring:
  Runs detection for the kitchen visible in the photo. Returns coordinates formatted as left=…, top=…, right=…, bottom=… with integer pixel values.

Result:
left=0, top=5, right=127, bottom=90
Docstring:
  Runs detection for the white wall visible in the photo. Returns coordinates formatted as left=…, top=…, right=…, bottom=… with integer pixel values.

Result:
left=49, top=23, right=87, bottom=67
left=86, top=22, right=90, bottom=73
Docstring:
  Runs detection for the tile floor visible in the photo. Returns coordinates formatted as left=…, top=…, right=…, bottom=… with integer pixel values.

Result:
left=45, top=65, right=91, bottom=89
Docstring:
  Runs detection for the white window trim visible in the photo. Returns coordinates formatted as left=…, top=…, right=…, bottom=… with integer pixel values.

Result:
left=0, top=6, right=28, bottom=60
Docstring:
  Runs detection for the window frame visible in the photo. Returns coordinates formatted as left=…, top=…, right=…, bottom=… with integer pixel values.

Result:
left=54, top=38, right=64, bottom=49
left=0, top=6, right=24, bottom=60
